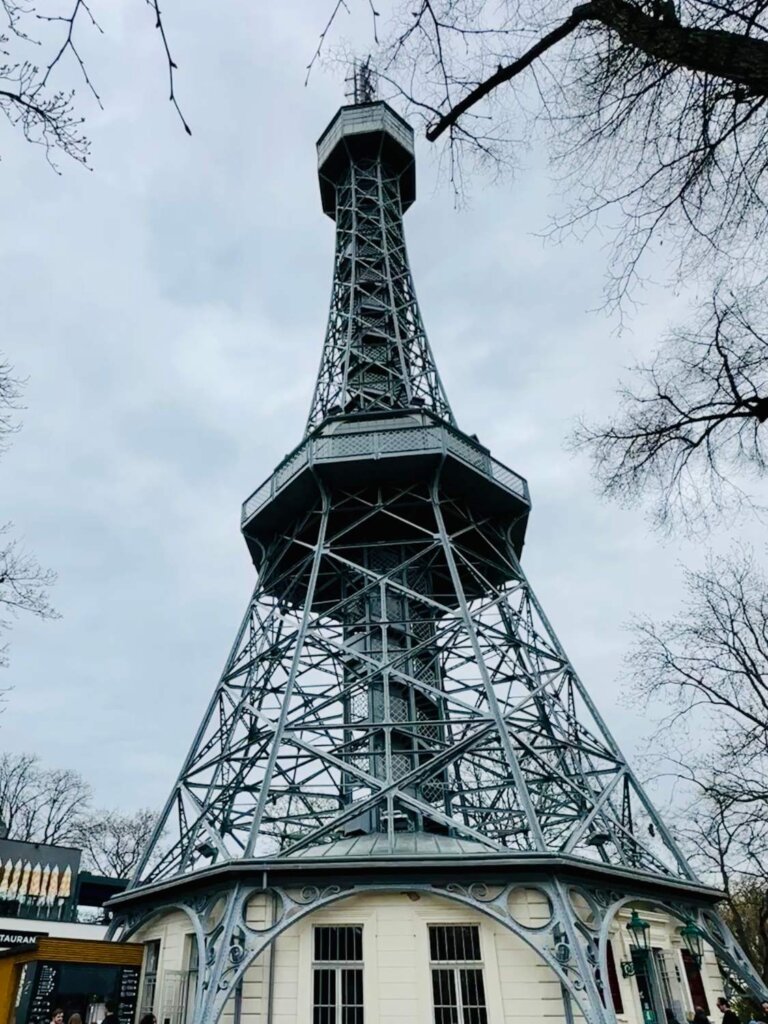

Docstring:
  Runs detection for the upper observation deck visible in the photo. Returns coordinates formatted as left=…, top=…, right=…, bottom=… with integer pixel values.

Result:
left=317, top=102, right=416, bottom=218
left=241, top=410, right=530, bottom=565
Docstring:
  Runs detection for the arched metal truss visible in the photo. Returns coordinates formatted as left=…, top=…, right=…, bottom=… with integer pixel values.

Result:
left=109, top=875, right=768, bottom=1024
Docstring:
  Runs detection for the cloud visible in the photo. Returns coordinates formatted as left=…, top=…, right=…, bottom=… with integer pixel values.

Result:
left=1, top=0, right=764, bottom=814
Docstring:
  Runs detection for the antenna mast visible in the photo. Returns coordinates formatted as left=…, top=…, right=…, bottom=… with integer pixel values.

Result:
left=346, top=56, right=377, bottom=104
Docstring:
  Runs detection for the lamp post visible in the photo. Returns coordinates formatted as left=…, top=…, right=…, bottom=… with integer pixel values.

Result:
left=679, top=919, right=705, bottom=967
left=621, top=909, right=652, bottom=977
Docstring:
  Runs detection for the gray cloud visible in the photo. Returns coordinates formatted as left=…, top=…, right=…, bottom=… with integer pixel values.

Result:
left=1, top=0, right=763, bottom=812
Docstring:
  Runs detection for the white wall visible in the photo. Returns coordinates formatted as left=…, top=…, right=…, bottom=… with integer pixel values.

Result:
left=133, top=889, right=726, bottom=1024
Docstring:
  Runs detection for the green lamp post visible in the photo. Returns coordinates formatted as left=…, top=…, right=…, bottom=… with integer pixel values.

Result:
left=627, top=909, right=652, bottom=952
left=621, top=909, right=652, bottom=977
left=679, top=918, right=705, bottom=967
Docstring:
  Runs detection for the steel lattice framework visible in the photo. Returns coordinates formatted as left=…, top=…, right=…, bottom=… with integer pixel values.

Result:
left=134, top=477, right=693, bottom=884
left=112, top=100, right=768, bottom=1024
left=306, top=128, right=453, bottom=430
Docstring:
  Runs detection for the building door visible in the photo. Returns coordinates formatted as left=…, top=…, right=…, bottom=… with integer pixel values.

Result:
left=160, top=971, right=187, bottom=1024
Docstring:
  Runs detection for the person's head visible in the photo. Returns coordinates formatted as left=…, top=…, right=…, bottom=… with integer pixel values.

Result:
left=52, top=1010, right=64, bottom=1024
left=68, top=1014, right=83, bottom=1024
left=761, top=1002, right=768, bottom=1016
left=139, top=1015, right=156, bottom=1024
left=717, top=1000, right=730, bottom=1011
left=104, top=1004, right=116, bottom=1016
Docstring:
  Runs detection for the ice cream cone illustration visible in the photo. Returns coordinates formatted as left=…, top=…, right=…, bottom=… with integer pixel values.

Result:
left=58, top=865, right=72, bottom=899
left=0, top=858, right=11, bottom=899
left=7, top=859, right=22, bottom=900
left=39, top=864, right=51, bottom=904
left=18, top=861, right=32, bottom=900
left=46, top=865, right=60, bottom=905
left=28, top=863, right=42, bottom=898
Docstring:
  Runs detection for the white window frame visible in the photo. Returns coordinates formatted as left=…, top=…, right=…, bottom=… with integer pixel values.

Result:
left=428, top=924, right=489, bottom=1024
left=183, top=933, right=199, bottom=1024
left=140, top=939, right=161, bottom=1018
left=311, top=924, right=364, bottom=1024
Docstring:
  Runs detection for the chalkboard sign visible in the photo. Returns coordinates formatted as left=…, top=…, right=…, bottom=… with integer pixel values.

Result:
left=13, top=961, right=141, bottom=1024
left=117, top=965, right=140, bottom=1024
left=13, top=962, right=39, bottom=1024
left=29, top=962, right=59, bottom=1024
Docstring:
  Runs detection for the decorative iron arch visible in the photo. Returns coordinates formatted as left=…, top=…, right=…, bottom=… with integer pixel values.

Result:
left=112, top=876, right=620, bottom=1024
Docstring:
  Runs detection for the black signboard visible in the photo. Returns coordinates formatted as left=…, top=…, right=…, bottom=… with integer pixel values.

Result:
left=13, top=962, right=39, bottom=1024
left=0, top=926, right=47, bottom=950
left=0, top=837, right=81, bottom=921
left=117, top=965, right=141, bottom=1024
left=13, top=961, right=141, bottom=1024
left=29, top=962, right=58, bottom=1023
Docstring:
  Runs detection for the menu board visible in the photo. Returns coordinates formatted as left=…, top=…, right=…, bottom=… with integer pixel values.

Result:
left=12, top=961, right=141, bottom=1024
left=13, top=962, right=39, bottom=1024
left=28, top=962, right=59, bottom=1023
left=117, top=965, right=141, bottom=1024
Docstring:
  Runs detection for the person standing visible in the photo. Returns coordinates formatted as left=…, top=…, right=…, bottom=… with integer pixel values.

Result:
left=100, top=1003, right=119, bottom=1024
left=717, top=997, right=740, bottom=1024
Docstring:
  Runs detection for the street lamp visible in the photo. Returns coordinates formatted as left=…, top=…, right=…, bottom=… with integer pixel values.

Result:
left=627, top=909, right=652, bottom=952
left=620, top=909, right=652, bottom=976
left=679, top=919, right=704, bottom=967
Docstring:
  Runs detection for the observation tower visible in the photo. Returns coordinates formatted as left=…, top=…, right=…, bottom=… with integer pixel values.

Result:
left=108, top=84, right=767, bottom=1024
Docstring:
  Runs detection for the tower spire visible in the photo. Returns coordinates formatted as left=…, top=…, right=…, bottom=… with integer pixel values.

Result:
left=306, top=98, right=454, bottom=432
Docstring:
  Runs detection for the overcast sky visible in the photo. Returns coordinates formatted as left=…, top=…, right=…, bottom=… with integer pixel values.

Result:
left=1, top=1, right=763, bottom=815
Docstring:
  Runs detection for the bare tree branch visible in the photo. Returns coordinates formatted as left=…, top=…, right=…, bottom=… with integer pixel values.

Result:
left=73, top=808, right=162, bottom=878
left=571, top=285, right=768, bottom=528
left=328, top=1, right=768, bottom=304
left=0, top=0, right=188, bottom=166
left=0, top=752, right=91, bottom=844
left=626, top=550, right=768, bottom=981
left=0, top=357, right=58, bottom=668
left=427, top=0, right=768, bottom=141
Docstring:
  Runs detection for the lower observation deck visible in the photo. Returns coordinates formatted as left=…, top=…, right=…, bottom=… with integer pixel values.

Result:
left=241, top=411, right=530, bottom=564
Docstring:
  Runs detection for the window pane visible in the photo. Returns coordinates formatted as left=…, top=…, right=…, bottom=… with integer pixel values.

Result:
left=429, top=926, right=481, bottom=962
left=314, top=968, right=336, bottom=1006
left=435, top=1011, right=460, bottom=1024
left=342, top=968, right=363, bottom=1006
left=432, top=967, right=460, bottom=1024
left=460, top=969, right=488, bottom=1024
left=315, top=926, right=363, bottom=963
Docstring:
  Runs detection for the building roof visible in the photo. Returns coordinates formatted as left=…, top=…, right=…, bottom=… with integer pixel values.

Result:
left=287, top=833, right=491, bottom=860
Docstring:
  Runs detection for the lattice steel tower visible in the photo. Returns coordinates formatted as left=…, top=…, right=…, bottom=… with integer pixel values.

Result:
left=110, top=100, right=766, bottom=1024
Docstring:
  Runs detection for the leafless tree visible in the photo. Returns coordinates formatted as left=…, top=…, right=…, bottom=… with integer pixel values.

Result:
left=628, top=549, right=767, bottom=786
left=321, top=0, right=768, bottom=301
left=0, top=525, right=58, bottom=669
left=0, top=752, right=160, bottom=878
left=316, top=1, right=768, bottom=523
left=73, top=808, right=159, bottom=878
left=0, top=356, right=22, bottom=454
left=0, top=357, right=58, bottom=670
left=1, top=0, right=188, bottom=168
left=571, top=286, right=768, bottom=528
left=0, top=751, right=92, bottom=844
left=670, top=786, right=768, bottom=984
left=627, top=550, right=768, bottom=979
